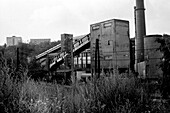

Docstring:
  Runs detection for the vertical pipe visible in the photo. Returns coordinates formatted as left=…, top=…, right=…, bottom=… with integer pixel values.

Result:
left=97, top=39, right=100, bottom=78
left=135, top=0, right=146, bottom=63
left=95, top=39, right=97, bottom=78
left=113, top=20, right=117, bottom=73
left=95, top=39, right=100, bottom=79
left=70, top=37, right=74, bottom=83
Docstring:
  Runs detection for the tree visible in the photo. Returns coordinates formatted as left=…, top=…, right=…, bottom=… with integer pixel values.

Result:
left=31, top=40, right=61, bottom=55
left=156, top=34, right=170, bottom=98
left=1, top=41, right=61, bottom=81
left=17, top=43, right=35, bottom=68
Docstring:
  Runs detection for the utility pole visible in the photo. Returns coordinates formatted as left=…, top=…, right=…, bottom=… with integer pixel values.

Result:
left=70, top=38, right=74, bottom=83
left=95, top=39, right=100, bottom=79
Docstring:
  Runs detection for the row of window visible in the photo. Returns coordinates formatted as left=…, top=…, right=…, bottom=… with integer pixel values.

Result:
left=92, top=22, right=112, bottom=30
left=76, top=52, right=90, bottom=57
left=74, top=57, right=91, bottom=64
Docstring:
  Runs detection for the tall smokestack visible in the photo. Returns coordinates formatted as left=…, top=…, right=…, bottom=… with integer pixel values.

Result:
left=135, top=0, right=146, bottom=63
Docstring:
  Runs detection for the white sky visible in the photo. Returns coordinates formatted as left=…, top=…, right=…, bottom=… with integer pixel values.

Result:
left=0, top=0, right=170, bottom=45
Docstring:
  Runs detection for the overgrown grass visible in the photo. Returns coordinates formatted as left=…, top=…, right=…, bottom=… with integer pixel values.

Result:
left=0, top=69, right=169, bottom=113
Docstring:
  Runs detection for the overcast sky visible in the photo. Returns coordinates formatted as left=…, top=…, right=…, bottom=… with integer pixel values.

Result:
left=0, top=0, right=170, bottom=45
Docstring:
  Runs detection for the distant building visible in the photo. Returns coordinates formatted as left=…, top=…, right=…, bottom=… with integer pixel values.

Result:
left=30, top=39, right=51, bottom=45
left=6, top=36, right=22, bottom=46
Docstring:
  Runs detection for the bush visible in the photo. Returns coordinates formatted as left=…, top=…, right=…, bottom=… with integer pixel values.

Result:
left=0, top=51, right=169, bottom=113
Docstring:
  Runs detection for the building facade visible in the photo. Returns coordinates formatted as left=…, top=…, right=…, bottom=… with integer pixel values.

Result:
left=90, top=19, right=130, bottom=72
left=6, top=36, right=22, bottom=46
left=30, top=39, right=51, bottom=45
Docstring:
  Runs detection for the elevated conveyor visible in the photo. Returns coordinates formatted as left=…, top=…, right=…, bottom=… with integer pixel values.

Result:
left=36, top=34, right=89, bottom=62
left=50, top=34, right=90, bottom=69
left=36, top=43, right=61, bottom=60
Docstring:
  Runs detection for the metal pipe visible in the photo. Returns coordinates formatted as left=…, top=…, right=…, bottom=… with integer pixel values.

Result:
left=95, top=39, right=100, bottom=79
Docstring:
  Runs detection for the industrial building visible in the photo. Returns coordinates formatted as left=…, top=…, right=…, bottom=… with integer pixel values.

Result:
left=90, top=19, right=130, bottom=75
left=36, top=18, right=131, bottom=81
left=35, top=0, right=170, bottom=82
left=6, top=36, right=22, bottom=46
left=30, top=38, right=51, bottom=45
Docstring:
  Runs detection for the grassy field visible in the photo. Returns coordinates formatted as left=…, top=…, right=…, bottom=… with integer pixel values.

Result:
left=0, top=70, right=170, bottom=113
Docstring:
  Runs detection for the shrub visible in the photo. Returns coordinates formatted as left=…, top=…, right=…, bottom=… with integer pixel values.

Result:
left=0, top=52, right=169, bottom=113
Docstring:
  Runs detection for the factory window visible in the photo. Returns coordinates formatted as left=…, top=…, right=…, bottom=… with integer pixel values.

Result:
left=108, top=41, right=110, bottom=45
left=108, top=40, right=112, bottom=45
left=104, top=22, right=112, bottom=28
left=104, top=56, right=112, bottom=60
left=92, top=25, right=100, bottom=30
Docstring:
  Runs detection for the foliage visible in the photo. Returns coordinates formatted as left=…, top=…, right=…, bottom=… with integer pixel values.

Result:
left=156, top=34, right=170, bottom=98
left=1, top=41, right=60, bottom=68
left=27, top=58, right=46, bottom=80
left=0, top=67, right=169, bottom=112
left=15, top=74, right=169, bottom=113
left=0, top=50, right=29, bottom=113
left=0, top=41, right=61, bottom=81
left=1, top=49, right=170, bottom=112
left=30, top=41, right=61, bottom=55
left=156, top=35, right=170, bottom=76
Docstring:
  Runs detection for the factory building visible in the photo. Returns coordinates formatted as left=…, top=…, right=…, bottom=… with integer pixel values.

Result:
left=6, top=36, right=22, bottom=46
left=35, top=0, right=170, bottom=81
left=90, top=19, right=130, bottom=74
left=30, top=38, right=51, bottom=45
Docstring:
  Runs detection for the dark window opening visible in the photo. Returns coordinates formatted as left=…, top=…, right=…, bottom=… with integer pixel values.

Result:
left=108, top=40, right=111, bottom=45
